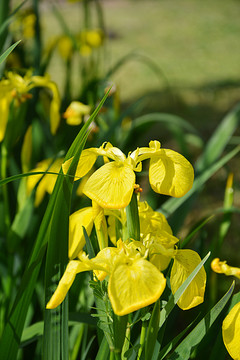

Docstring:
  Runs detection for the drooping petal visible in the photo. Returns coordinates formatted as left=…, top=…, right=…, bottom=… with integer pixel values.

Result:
left=108, top=258, right=166, bottom=316
left=83, top=161, right=135, bottom=209
left=69, top=207, right=94, bottom=259
left=170, top=249, right=206, bottom=310
left=46, top=260, right=92, bottom=309
left=222, top=302, right=240, bottom=360
left=149, top=149, right=194, bottom=198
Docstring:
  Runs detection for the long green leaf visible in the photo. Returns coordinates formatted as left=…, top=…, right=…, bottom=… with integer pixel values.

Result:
left=196, top=103, right=240, bottom=172
left=158, top=319, right=197, bottom=360
left=0, top=40, right=21, bottom=65
left=167, top=282, right=235, bottom=359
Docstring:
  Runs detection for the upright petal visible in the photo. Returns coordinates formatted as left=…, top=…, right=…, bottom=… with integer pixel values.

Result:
left=108, top=258, right=166, bottom=316
left=222, top=302, right=240, bottom=360
left=149, top=149, right=194, bottom=198
left=170, top=249, right=206, bottom=310
left=83, top=161, right=135, bottom=209
left=69, top=207, right=94, bottom=259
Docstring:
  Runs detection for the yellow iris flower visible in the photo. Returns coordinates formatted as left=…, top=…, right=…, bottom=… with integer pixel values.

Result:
left=47, top=240, right=166, bottom=316
left=0, top=71, right=61, bottom=141
left=47, top=237, right=206, bottom=315
left=47, top=198, right=206, bottom=315
left=211, top=258, right=240, bottom=360
left=63, top=101, right=91, bottom=126
left=63, top=140, right=194, bottom=209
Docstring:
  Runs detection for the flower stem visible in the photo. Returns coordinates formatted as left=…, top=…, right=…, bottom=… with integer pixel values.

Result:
left=137, top=320, right=147, bottom=359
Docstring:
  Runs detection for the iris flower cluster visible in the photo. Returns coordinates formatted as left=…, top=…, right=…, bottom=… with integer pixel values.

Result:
left=45, top=140, right=206, bottom=316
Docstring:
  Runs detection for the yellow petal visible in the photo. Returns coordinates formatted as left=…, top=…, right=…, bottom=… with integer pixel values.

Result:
left=170, top=249, right=206, bottom=310
left=0, top=96, right=10, bottom=142
left=139, top=201, right=173, bottom=236
left=83, top=161, right=135, bottom=209
left=149, top=149, right=194, bottom=198
left=46, top=260, right=91, bottom=309
left=108, top=258, right=166, bottom=316
left=211, top=258, right=240, bottom=280
left=69, top=207, right=94, bottom=259
left=222, top=302, right=240, bottom=360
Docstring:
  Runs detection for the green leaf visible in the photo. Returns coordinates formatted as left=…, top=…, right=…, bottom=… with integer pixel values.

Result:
left=145, top=299, right=160, bottom=360
left=0, top=40, right=21, bottom=65
left=158, top=318, right=197, bottom=360
left=113, top=313, right=128, bottom=354
left=159, top=252, right=211, bottom=327
left=196, top=103, right=240, bottom=172
left=167, top=282, right=235, bottom=359
left=126, top=192, right=140, bottom=241
left=95, top=337, right=110, bottom=360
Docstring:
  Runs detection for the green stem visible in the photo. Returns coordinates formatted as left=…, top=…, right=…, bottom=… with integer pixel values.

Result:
left=137, top=321, right=147, bottom=359
left=121, top=323, right=131, bottom=360
left=126, top=192, right=140, bottom=241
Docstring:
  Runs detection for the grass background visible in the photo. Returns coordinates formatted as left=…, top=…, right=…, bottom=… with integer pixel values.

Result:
left=42, top=0, right=240, bottom=123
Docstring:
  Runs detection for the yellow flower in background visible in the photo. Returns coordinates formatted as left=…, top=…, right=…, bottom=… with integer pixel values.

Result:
left=47, top=240, right=166, bottom=316
left=0, top=71, right=61, bottom=141
left=63, top=140, right=194, bottom=209
left=81, top=29, right=103, bottom=48
left=211, top=258, right=240, bottom=359
left=63, top=101, right=91, bottom=126
left=79, top=29, right=104, bottom=56
left=22, top=13, right=36, bottom=38
left=57, top=35, right=73, bottom=61
left=10, top=10, right=36, bottom=40
left=27, top=158, right=63, bottom=206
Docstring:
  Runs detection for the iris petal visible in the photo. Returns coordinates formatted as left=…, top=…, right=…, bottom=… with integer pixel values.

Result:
left=170, top=249, right=206, bottom=310
left=83, top=161, right=135, bottom=209
left=108, top=258, right=166, bottom=316
left=149, top=149, right=194, bottom=197
left=69, top=207, right=94, bottom=259
left=222, top=302, right=240, bottom=360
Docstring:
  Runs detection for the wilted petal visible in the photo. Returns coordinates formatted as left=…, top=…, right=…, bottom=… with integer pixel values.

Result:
left=222, top=302, right=240, bottom=360
left=83, top=161, right=135, bottom=209
left=170, top=249, right=206, bottom=310
left=108, top=258, right=166, bottom=316
left=69, top=207, right=94, bottom=259
left=149, top=149, right=194, bottom=198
